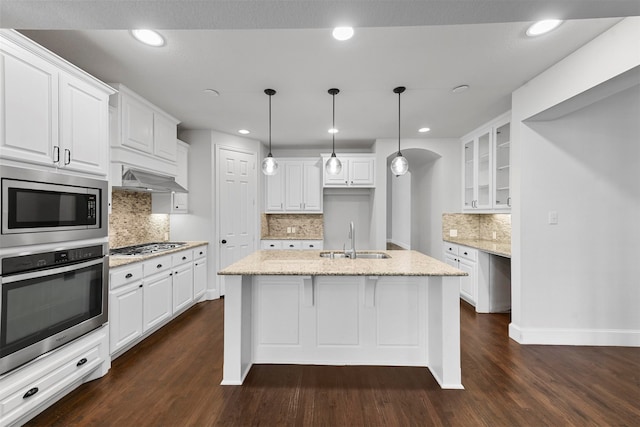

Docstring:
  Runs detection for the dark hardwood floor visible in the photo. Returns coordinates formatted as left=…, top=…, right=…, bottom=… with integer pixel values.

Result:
left=27, top=299, right=640, bottom=426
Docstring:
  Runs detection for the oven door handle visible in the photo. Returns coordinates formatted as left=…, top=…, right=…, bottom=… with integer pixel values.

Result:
left=1, top=257, right=105, bottom=285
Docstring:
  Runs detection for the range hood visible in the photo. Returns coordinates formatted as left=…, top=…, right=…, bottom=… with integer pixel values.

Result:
left=119, top=168, right=187, bottom=193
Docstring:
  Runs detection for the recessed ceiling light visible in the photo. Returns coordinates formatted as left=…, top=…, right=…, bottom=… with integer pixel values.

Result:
left=332, top=27, right=354, bottom=41
left=526, top=19, right=563, bottom=37
left=130, top=29, right=165, bottom=47
left=204, top=88, right=220, bottom=96
left=418, top=127, right=431, bottom=133
left=452, top=84, right=470, bottom=94
left=238, top=129, right=250, bottom=135
left=328, top=128, right=339, bottom=134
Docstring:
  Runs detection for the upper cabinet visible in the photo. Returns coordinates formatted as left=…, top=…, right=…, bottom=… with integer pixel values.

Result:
left=265, top=158, right=323, bottom=213
left=462, top=112, right=511, bottom=212
left=109, top=83, right=180, bottom=177
left=0, top=30, right=113, bottom=176
left=152, top=140, right=189, bottom=214
left=321, top=154, right=376, bottom=188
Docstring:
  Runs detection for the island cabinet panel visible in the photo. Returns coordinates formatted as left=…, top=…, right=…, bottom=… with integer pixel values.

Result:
left=376, top=279, right=420, bottom=346
left=316, top=278, right=361, bottom=346
left=256, top=279, right=300, bottom=345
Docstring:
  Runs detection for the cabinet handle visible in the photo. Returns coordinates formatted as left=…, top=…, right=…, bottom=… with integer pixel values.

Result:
left=289, top=244, right=294, bottom=248
left=64, top=148, right=71, bottom=165
left=351, top=181, right=354, bottom=184
left=53, top=146, right=60, bottom=163
left=199, top=251, right=203, bottom=255
left=23, top=387, right=39, bottom=399
left=170, top=272, right=173, bottom=276
left=76, top=357, right=88, bottom=367
left=507, top=197, right=512, bottom=207
left=125, top=273, right=133, bottom=279
left=157, top=264, right=163, bottom=269
left=280, top=203, right=283, bottom=209
left=464, top=252, right=468, bottom=255
left=221, top=240, right=227, bottom=244
left=175, top=206, right=179, bottom=209
left=195, top=263, right=198, bottom=266
left=182, top=256, right=187, bottom=261
left=309, top=244, right=314, bottom=248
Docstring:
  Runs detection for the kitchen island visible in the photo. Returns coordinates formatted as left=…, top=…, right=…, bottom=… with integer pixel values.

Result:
left=218, top=250, right=467, bottom=389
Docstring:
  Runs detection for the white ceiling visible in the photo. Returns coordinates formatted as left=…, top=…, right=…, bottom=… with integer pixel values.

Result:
left=5, top=1, right=638, bottom=148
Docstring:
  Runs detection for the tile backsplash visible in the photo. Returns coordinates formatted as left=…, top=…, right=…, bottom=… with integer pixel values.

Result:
left=442, top=213, right=511, bottom=243
left=261, top=213, right=324, bottom=239
left=109, top=190, right=170, bottom=248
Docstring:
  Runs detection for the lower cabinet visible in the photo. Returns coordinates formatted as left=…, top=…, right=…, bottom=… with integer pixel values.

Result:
left=261, top=239, right=324, bottom=250
left=443, top=244, right=478, bottom=305
left=109, top=245, right=208, bottom=357
left=0, top=326, right=109, bottom=427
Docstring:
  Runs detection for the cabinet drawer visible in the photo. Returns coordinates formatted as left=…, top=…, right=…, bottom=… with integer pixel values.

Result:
left=443, top=243, right=459, bottom=256
left=193, top=246, right=207, bottom=259
left=282, top=241, right=302, bottom=250
left=172, top=250, right=193, bottom=266
left=458, top=246, right=477, bottom=261
left=143, top=254, right=172, bottom=275
left=302, top=240, right=323, bottom=250
left=261, top=240, right=282, bottom=250
left=0, top=346, right=102, bottom=418
left=110, top=264, right=143, bottom=290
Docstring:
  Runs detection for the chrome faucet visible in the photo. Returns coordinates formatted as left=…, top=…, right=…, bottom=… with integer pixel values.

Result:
left=345, top=221, right=356, bottom=259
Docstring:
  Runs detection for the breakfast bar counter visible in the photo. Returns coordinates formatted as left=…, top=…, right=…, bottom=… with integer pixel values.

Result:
left=218, top=250, right=467, bottom=389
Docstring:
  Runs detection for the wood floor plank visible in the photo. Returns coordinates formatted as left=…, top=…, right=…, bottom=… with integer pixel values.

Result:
left=25, top=298, right=640, bottom=426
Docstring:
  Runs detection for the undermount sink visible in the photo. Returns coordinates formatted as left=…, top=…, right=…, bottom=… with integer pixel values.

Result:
left=319, top=252, right=390, bottom=259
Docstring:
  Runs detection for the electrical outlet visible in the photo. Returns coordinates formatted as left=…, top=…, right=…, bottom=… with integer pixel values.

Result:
left=449, top=229, right=458, bottom=237
left=292, top=227, right=296, bottom=233
left=548, top=211, right=558, bottom=225
left=492, top=231, right=497, bottom=240
left=164, top=232, right=169, bottom=241
left=287, top=227, right=292, bottom=234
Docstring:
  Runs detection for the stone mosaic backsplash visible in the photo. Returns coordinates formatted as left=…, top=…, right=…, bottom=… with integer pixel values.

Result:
left=261, top=213, right=324, bottom=239
left=442, top=213, right=511, bottom=243
left=109, top=190, right=170, bottom=248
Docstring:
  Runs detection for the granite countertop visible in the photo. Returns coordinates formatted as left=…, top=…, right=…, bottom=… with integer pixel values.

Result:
left=261, top=236, right=323, bottom=240
left=218, top=250, right=467, bottom=277
left=443, top=238, right=511, bottom=258
left=109, top=241, right=208, bottom=268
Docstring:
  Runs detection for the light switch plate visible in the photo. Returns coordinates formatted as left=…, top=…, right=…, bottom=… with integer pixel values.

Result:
left=548, top=211, right=558, bottom=225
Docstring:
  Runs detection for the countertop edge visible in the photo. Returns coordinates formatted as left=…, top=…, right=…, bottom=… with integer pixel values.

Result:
left=109, top=241, right=208, bottom=268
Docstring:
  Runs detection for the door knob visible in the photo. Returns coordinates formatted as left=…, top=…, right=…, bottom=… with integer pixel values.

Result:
left=221, top=240, right=227, bottom=244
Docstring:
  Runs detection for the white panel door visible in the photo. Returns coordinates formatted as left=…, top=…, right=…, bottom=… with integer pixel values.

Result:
left=193, top=257, right=207, bottom=300
left=122, top=94, right=153, bottom=153
left=265, top=170, right=284, bottom=212
left=59, top=73, right=109, bottom=175
left=302, top=160, right=322, bottom=211
left=172, top=263, right=194, bottom=313
left=0, top=38, right=59, bottom=166
left=109, top=283, right=143, bottom=354
left=349, top=158, right=375, bottom=186
left=153, top=113, right=177, bottom=162
left=458, top=258, right=476, bottom=304
left=217, top=147, right=257, bottom=296
left=143, top=272, right=172, bottom=332
left=284, top=161, right=303, bottom=211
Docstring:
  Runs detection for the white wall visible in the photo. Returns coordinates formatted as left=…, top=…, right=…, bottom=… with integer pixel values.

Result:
left=373, top=139, right=460, bottom=256
left=510, top=17, right=640, bottom=346
left=323, top=189, right=373, bottom=250
left=390, top=171, right=411, bottom=249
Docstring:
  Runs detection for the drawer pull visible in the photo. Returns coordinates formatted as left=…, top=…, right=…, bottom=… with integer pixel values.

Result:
left=199, top=251, right=203, bottom=255
left=464, top=252, right=468, bottom=255
left=157, top=264, right=163, bottom=269
left=125, top=273, right=133, bottom=279
left=76, top=357, right=88, bottom=367
left=309, top=245, right=314, bottom=248
left=182, top=256, right=187, bottom=261
left=23, top=387, right=39, bottom=399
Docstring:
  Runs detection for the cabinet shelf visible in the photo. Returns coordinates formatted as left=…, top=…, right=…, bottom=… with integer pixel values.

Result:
left=496, top=165, right=510, bottom=170
left=497, top=141, right=511, bottom=148
left=496, top=186, right=510, bottom=191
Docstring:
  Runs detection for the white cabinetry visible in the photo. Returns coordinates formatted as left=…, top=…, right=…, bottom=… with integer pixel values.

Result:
left=261, top=240, right=324, bottom=250
left=265, top=158, right=322, bottom=213
left=321, top=154, right=375, bottom=188
left=109, top=83, right=180, bottom=177
left=462, top=111, right=511, bottom=212
left=0, top=326, right=109, bottom=427
left=0, top=30, right=113, bottom=176
left=444, top=243, right=478, bottom=305
left=108, top=245, right=208, bottom=357
left=152, top=140, right=189, bottom=214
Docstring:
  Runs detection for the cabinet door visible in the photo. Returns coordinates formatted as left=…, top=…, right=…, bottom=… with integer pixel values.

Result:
left=172, top=263, right=194, bottom=314
left=322, top=157, right=349, bottom=187
left=476, top=131, right=492, bottom=209
left=109, top=283, right=143, bottom=354
left=193, top=258, right=207, bottom=300
left=284, top=162, right=304, bottom=211
left=265, top=169, right=285, bottom=211
left=349, top=158, right=375, bottom=186
left=302, top=160, right=322, bottom=211
left=0, top=38, right=59, bottom=167
left=59, top=73, right=109, bottom=175
left=463, top=139, right=475, bottom=209
left=176, top=141, right=189, bottom=189
left=122, top=94, right=153, bottom=153
left=143, top=273, right=173, bottom=332
left=153, top=113, right=177, bottom=162
left=494, top=121, right=511, bottom=210
left=458, top=258, right=476, bottom=305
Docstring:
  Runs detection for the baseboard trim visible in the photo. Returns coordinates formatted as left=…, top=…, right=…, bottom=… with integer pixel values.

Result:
left=509, top=323, right=640, bottom=346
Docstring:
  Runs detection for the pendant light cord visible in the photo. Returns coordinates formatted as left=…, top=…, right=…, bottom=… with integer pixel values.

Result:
left=332, top=91, right=336, bottom=154
left=397, top=89, right=401, bottom=155
left=268, top=93, right=272, bottom=154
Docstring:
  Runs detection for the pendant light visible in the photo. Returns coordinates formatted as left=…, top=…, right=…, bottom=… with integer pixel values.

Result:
left=390, top=86, right=409, bottom=177
left=261, top=89, right=278, bottom=175
left=325, top=88, right=342, bottom=175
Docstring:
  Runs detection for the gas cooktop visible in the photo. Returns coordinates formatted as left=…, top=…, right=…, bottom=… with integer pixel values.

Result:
left=109, top=242, right=186, bottom=257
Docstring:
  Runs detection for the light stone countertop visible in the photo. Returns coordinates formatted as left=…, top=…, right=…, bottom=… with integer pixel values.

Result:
left=109, top=241, right=208, bottom=268
left=218, top=250, right=467, bottom=277
left=443, top=238, right=511, bottom=258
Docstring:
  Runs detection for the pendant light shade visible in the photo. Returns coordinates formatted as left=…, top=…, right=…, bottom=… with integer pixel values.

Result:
left=326, top=88, right=342, bottom=175
left=390, top=86, right=409, bottom=177
left=261, top=89, right=278, bottom=176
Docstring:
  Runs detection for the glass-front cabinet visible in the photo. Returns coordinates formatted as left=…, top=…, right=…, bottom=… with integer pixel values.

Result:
left=461, top=112, right=510, bottom=212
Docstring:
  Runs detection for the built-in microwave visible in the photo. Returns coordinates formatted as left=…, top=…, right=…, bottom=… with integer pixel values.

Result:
left=1, top=166, right=108, bottom=247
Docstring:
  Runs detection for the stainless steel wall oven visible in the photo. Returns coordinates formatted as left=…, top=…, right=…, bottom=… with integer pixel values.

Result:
left=1, top=166, right=108, bottom=248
